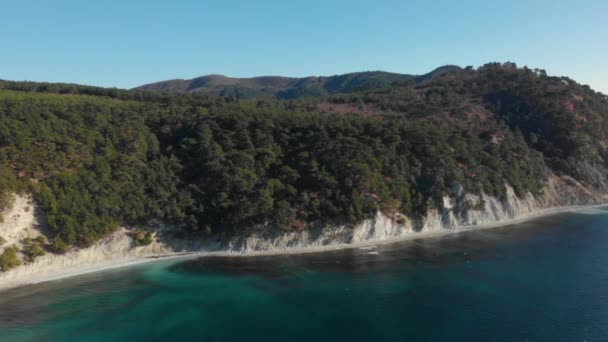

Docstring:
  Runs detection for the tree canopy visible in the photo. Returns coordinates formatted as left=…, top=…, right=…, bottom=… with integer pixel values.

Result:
left=1, top=63, right=606, bottom=247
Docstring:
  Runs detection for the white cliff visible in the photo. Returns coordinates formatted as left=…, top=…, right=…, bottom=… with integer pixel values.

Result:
left=0, top=173, right=606, bottom=291
left=220, top=173, right=606, bottom=253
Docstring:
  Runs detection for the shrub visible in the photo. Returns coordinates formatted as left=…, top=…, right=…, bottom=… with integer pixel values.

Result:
left=21, top=240, right=46, bottom=263
left=50, top=237, right=69, bottom=254
left=474, top=199, right=486, bottom=211
left=0, top=236, right=6, bottom=246
left=133, top=229, right=154, bottom=246
left=0, top=245, right=21, bottom=271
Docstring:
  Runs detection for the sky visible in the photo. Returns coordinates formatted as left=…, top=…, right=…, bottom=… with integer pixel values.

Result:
left=1, top=0, right=607, bottom=93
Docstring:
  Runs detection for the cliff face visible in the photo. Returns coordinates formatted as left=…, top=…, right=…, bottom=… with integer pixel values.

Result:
left=0, top=172, right=606, bottom=291
left=220, top=173, right=607, bottom=253
left=1, top=173, right=604, bottom=261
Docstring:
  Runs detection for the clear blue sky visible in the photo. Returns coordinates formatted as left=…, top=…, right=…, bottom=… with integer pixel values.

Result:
left=1, top=0, right=607, bottom=93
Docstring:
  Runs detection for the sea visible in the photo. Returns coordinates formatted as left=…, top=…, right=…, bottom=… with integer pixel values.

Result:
left=0, top=208, right=607, bottom=341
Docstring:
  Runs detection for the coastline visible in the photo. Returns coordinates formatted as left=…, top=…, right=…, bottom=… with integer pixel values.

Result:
left=1, top=203, right=605, bottom=293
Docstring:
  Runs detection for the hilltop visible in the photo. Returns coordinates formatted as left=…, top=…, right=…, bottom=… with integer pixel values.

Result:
left=134, top=66, right=461, bottom=99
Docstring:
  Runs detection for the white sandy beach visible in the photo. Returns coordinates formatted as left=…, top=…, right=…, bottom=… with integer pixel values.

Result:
left=0, top=199, right=604, bottom=293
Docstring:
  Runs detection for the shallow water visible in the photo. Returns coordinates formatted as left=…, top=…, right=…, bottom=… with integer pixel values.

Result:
left=1, top=209, right=607, bottom=341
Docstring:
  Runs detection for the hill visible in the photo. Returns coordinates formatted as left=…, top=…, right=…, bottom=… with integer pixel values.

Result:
left=134, top=66, right=461, bottom=99
left=0, top=62, right=607, bottom=257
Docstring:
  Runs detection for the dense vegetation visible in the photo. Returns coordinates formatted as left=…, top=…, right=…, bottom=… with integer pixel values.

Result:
left=1, top=63, right=607, bottom=249
left=320, top=63, right=608, bottom=183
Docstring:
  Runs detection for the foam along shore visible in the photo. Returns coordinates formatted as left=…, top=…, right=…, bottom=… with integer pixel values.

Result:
left=0, top=193, right=605, bottom=293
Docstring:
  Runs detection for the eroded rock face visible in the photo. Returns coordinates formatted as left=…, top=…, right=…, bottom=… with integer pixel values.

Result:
left=3, top=172, right=606, bottom=260
left=220, top=173, right=607, bottom=253
left=0, top=194, right=45, bottom=249
left=0, top=170, right=606, bottom=290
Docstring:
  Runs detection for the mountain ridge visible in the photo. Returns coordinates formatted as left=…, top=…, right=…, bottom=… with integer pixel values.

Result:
left=134, top=65, right=461, bottom=99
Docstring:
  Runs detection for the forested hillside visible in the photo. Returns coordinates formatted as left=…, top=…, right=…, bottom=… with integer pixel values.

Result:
left=1, top=63, right=607, bottom=250
left=315, top=63, right=608, bottom=188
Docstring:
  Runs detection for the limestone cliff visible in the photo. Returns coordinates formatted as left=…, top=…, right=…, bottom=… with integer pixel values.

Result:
left=0, top=172, right=606, bottom=291
left=219, top=173, right=607, bottom=253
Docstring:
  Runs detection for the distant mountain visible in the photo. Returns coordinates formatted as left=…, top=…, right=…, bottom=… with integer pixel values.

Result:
left=134, top=66, right=461, bottom=99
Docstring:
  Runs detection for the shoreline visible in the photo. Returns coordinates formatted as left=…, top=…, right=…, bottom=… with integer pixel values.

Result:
left=1, top=203, right=606, bottom=293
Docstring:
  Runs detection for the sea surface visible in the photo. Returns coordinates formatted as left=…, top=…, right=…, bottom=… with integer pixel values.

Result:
left=1, top=209, right=607, bottom=341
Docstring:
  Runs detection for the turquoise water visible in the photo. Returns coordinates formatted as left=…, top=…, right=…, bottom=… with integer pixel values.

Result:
left=1, top=209, right=608, bottom=341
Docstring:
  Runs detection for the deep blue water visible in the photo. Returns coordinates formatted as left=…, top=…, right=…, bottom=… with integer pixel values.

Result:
left=0, top=209, right=607, bottom=341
